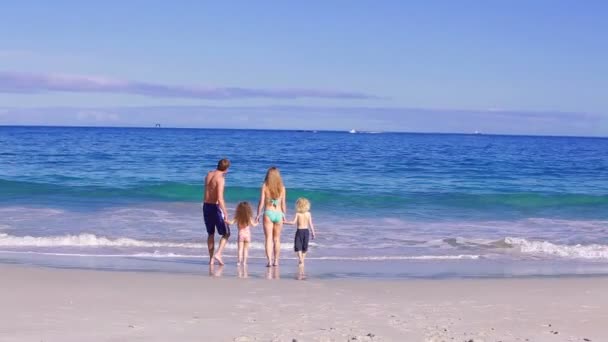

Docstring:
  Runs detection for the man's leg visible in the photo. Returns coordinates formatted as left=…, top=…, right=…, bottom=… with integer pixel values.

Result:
left=207, top=234, right=215, bottom=265
left=214, top=233, right=229, bottom=266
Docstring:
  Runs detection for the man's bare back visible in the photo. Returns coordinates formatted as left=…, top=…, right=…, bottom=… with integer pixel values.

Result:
left=204, top=170, right=224, bottom=204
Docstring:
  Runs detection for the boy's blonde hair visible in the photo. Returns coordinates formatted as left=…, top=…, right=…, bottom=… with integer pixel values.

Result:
left=295, top=197, right=310, bottom=213
left=234, top=201, right=253, bottom=227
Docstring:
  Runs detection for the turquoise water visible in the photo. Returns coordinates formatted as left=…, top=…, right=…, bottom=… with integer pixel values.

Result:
left=1, top=126, right=608, bottom=277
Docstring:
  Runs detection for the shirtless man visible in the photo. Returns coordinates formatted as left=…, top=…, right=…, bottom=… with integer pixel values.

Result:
left=203, top=158, right=231, bottom=265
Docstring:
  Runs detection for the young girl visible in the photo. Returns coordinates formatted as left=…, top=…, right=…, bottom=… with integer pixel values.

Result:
left=229, top=202, right=258, bottom=265
left=286, top=198, right=316, bottom=265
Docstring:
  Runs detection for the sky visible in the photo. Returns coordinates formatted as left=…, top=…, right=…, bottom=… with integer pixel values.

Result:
left=0, top=1, right=607, bottom=136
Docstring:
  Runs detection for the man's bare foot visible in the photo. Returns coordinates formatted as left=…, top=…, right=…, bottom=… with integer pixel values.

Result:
left=237, top=261, right=241, bottom=266
left=209, top=257, right=215, bottom=265
left=213, top=254, right=224, bottom=266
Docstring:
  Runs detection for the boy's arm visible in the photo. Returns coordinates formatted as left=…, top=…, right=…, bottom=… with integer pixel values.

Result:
left=308, top=213, right=316, bottom=238
left=284, top=213, right=297, bottom=225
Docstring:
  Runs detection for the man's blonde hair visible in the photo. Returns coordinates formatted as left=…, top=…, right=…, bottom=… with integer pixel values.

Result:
left=295, top=197, right=310, bottom=213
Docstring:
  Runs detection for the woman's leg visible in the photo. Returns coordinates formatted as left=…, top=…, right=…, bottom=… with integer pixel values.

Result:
left=263, top=215, right=273, bottom=267
left=272, top=222, right=283, bottom=266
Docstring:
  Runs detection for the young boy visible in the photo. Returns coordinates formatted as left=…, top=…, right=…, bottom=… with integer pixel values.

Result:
left=286, top=197, right=316, bottom=265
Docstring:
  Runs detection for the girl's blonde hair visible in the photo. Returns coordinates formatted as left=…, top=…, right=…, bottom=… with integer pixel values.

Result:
left=295, top=197, right=310, bottom=213
left=234, top=201, right=254, bottom=227
left=264, top=167, right=284, bottom=200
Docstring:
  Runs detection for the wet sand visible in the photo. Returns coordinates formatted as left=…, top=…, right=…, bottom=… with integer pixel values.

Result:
left=0, top=264, right=606, bottom=341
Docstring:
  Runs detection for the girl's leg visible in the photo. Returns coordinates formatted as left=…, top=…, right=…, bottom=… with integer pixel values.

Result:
left=263, top=215, right=273, bottom=267
left=237, top=240, right=244, bottom=265
left=272, top=222, right=283, bottom=266
left=243, top=241, right=249, bottom=265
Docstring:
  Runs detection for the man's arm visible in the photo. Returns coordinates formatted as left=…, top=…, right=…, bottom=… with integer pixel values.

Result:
left=202, top=173, right=208, bottom=202
left=217, top=178, right=229, bottom=221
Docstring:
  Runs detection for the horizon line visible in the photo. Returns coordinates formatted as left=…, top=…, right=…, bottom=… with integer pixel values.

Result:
left=2, top=123, right=606, bottom=139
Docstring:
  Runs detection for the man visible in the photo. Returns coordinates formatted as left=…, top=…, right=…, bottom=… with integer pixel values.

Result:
left=203, top=158, right=231, bottom=265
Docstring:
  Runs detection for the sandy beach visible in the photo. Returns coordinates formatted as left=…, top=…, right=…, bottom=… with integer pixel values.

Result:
left=0, top=265, right=606, bottom=341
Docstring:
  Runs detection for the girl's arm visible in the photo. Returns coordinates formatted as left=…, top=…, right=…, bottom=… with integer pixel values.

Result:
left=256, top=184, right=266, bottom=221
left=250, top=218, right=259, bottom=227
left=308, top=213, right=316, bottom=239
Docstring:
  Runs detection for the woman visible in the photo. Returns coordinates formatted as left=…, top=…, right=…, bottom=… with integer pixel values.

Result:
left=256, top=166, right=287, bottom=267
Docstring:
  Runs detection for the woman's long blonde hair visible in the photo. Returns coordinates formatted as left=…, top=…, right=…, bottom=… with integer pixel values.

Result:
left=234, top=202, right=253, bottom=227
left=264, top=166, right=284, bottom=199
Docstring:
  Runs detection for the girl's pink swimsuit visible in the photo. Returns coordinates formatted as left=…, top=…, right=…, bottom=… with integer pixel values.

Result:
left=238, top=226, right=251, bottom=243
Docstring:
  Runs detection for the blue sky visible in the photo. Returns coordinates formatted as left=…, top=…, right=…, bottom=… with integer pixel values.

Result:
left=0, top=1, right=607, bottom=135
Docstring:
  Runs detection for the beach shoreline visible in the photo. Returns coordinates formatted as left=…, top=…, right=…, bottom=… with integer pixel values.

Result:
left=1, top=264, right=606, bottom=341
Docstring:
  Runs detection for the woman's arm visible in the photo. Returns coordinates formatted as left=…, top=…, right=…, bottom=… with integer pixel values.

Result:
left=281, top=186, right=287, bottom=216
left=284, top=213, right=298, bottom=225
left=256, top=184, right=266, bottom=220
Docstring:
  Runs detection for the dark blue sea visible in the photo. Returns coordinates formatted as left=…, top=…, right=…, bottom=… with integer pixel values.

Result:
left=1, top=126, right=607, bottom=278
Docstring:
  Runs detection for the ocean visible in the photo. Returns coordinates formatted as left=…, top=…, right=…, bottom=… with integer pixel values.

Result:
left=1, top=126, right=607, bottom=279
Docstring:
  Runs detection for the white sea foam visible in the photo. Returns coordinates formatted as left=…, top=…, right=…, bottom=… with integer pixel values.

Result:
left=315, top=255, right=480, bottom=261
left=505, top=237, right=608, bottom=260
left=0, top=233, right=298, bottom=251
left=0, top=233, right=203, bottom=248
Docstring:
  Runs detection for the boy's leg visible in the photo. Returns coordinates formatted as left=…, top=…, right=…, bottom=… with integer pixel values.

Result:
left=297, top=251, right=304, bottom=264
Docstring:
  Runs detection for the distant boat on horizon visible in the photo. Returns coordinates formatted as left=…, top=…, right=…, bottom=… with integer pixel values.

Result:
left=349, top=129, right=357, bottom=134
